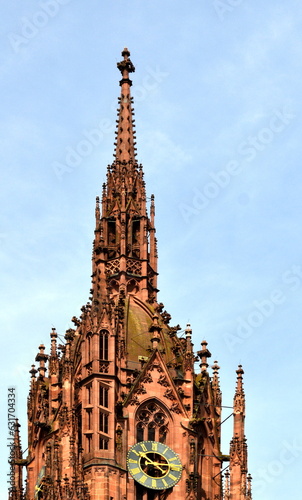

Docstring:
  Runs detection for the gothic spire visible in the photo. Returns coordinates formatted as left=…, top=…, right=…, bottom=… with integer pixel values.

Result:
left=115, top=48, right=137, bottom=163
left=234, top=365, right=245, bottom=416
left=12, top=419, right=22, bottom=462
left=8, top=420, right=24, bottom=500
left=229, top=365, right=251, bottom=499
left=212, top=360, right=222, bottom=410
left=91, top=48, right=158, bottom=305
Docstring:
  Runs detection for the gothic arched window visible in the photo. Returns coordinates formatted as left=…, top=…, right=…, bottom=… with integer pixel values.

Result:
left=135, top=400, right=169, bottom=444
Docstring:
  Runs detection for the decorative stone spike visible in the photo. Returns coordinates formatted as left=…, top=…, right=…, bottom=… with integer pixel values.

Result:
left=35, top=344, right=48, bottom=379
left=197, top=340, right=212, bottom=372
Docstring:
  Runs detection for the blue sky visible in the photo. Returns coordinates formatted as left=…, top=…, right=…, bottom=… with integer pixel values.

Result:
left=1, top=1, right=302, bottom=498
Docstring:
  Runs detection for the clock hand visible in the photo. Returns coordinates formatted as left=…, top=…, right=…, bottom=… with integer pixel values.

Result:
left=137, top=452, right=181, bottom=470
left=148, top=462, right=168, bottom=470
left=149, top=462, right=181, bottom=471
left=138, top=452, right=166, bottom=474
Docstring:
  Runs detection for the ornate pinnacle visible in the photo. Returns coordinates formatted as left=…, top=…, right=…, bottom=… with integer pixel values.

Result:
left=50, top=328, right=58, bottom=357
left=185, top=324, right=193, bottom=353
left=212, top=360, right=220, bottom=388
left=13, top=419, right=22, bottom=457
left=95, top=196, right=100, bottom=222
left=35, top=344, right=48, bottom=379
left=114, top=48, right=137, bottom=162
left=247, top=473, right=252, bottom=498
left=234, top=364, right=245, bottom=415
left=197, top=340, right=212, bottom=373
left=29, top=364, right=37, bottom=379
left=223, top=470, right=230, bottom=499
left=150, top=315, right=162, bottom=349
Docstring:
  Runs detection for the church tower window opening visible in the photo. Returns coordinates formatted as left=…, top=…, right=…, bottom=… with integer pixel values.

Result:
left=87, top=434, right=92, bottom=453
left=87, top=408, right=92, bottom=430
left=99, top=329, right=109, bottom=360
left=86, top=383, right=92, bottom=405
left=87, top=333, right=92, bottom=362
left=135, top=400, right=169, bottom=445
left=76, top=404, right=82, bottom=456
left=99, top=383, right=109, bottom=408
left=132, top=219, right=140, bottom=245
left=99, top=407, right=110, bottom=450
left=99, top=436, right=109, bottom=450
left=99, top=410, right=109, bottom=434
left=108, top=219, right=116, bottom=245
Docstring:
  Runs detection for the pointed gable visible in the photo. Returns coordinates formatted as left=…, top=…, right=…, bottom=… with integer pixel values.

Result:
left=125, top=349, right=188, bottom=418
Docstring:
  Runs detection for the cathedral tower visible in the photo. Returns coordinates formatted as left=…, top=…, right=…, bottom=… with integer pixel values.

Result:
left=9, top=49, right=252, bottom=500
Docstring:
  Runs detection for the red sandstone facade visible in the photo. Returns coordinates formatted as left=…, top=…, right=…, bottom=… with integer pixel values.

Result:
left=10, top=49, right=252, bottom=500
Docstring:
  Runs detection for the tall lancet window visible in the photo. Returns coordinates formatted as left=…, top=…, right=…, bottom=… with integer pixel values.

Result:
left=86, top=333, right=92, bottom=363
left=99, top=330, right=109, bottom=360
left=99, top=382, right=110, bottom=450
left=108, top=219, right=116, bottom=245
left=132, top=219, right=140, bottom=244
left=132, top=219, right=140, bottom=258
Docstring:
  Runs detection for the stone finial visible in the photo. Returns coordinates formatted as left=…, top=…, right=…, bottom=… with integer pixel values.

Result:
left=247, top=473, right=252, bottom=498
left=50, top=328, right=57, bottom=357
left=212, top=360, right=220, bottom=387
left=223, top=470, right=230, bottom=499
left=234, top=364, right=245, bottom=415
left=150, top=194, right=155, bottom=224
left=95, top=196, right=100, bottom=223
left=185, top=323, right=192, bottom=338
left=29, top=364, right=37, bottom=379
left=185, top=324, right=193, bottom=352
left=150, top=315, right=162, bottom=349
left=236, top=365, right=244, bottom=388
left=197, top=340, right=212, bottom=373
left=35, top=344, right=48, bottom=379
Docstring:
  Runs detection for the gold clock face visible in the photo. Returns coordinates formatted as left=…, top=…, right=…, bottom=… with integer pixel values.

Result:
left=127, top=440, right=182, bottom=490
